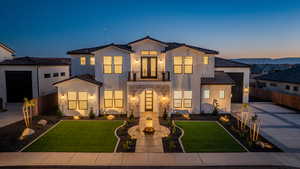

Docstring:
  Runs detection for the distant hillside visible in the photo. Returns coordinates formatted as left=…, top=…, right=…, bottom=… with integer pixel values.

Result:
left=232, top=57, right=300, bottom=64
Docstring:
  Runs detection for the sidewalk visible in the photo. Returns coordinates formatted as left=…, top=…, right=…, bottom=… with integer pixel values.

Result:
left=0, top=152, right=300, bottom=167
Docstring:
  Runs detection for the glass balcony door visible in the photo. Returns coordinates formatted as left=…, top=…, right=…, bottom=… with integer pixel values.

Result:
left=141, top=57, right=157, bottom=78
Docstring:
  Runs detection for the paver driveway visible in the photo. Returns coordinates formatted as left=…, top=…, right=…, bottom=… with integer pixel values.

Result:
left=234, top=102, right=300, bottom=152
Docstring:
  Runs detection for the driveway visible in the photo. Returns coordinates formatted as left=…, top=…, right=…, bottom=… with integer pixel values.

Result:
left=233, top=102, right=300, bottom=152
left=0, top=103, right=23, bottom=128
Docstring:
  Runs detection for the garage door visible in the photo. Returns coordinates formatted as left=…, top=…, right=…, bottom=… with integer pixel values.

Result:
left=5, top=71, right=33, bottom=102
left=227, top=73, right=243, bottom=103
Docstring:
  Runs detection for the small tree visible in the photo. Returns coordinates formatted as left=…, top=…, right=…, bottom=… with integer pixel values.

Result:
left=20, top=98, right=35, bottom=140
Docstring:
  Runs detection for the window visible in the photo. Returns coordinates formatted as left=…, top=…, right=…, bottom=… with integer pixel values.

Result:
left=104, top=90, right=123, bottom=108
left=173, top=56, right=193, bottom=74
left=80, top=56, right=86, bottom=65
left=203, top=56, right=209, bottom=64
left=174, top=91, right=182, bottom=108
left=173, top=91, right=192, bottom=108
left=294, top=86, right=298, bottom=91
left=219, top=90, right=225, bottom=99
left=141, top=50, right=158, bottom=56
left=67, top=92, right=77, bottom=110
left=114, top=56, right=123, bottom=74
left=286, top=85, right=290, bottom=90
left=60, top=72, right=65, bottom=76
left=103, top=56, right=112, bottom=74
left=183, top=91, right=192, bottom=108
left=90, top=56, right=95, bottom=65
left=78, top=92, right=88, bottom=110
left=53, top=73, right=59, bottom=77
left=44, top=73, right=51, bottom=78
left=203, top=89, right=210, bottom=99
left=173, top=56, right=183, bottom=74
left=114, top=90, right=123, bottom=108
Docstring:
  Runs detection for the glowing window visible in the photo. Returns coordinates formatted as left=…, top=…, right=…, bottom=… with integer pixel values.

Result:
left=173, top=91, right=182, bottom=108
left=67, top=92, right=77, bottom=110
left=90, top=56, right=95, bottom=65
left=78, top=92, right=88, bottom=110
left=184, top=56, right=193, bottom=74
left=104, top=90, right=113, bottom=108
left=103, top=56, right=112, bottom=74
left=219, top=90, right=225, bottom=99
left=141, top=50, right=158, bottom=56
left=173, top=56, right=183, bottom=74
left=114, top=56, right=123, bottom=74
left=183, top=91, right=192, bottom=108
left=203, top=89, right=210, bottom=99
left=80, top=56, right=86, bottom=65
left=203, top=56, right=209, bottom=64
left=114, top=90, right=123, bottom=108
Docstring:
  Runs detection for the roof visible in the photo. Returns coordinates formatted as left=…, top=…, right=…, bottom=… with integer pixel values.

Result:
left=215, top=57, right=250, bottom=68
left=67, top=43, right=133, bottom=55
left=0, top=57, right=70, bottom=66
left=67, top=36, right=219, bottom=55
left=0, top=42, right=16, bottom=54
left=201, top=71, right=235, bottom=85
left=54, top=74, right=102, bottom=86
left=255, top=66, right=300, bottom=84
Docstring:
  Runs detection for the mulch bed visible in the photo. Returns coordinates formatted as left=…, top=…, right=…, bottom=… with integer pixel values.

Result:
left=171, top=114, right=219, bottom=121
left=62, top=114, right=127, bottom=120
left=160, top=119, right=183, bottom=153
left=116, top=119, right=138, bottom=152
left=0, top=116, right=61, bottom=152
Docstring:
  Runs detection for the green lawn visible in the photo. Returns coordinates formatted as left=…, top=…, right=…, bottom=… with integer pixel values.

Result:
left=24, top=120, right=123, bottom=152
left=176, top=121, right=246, bottom=152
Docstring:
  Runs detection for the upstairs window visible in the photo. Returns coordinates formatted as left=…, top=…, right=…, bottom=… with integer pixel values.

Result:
left=60, top=72, right=66, bottom=76
left=44, top=73, right=51, bottom=78
left=114, top=56, right=123, bottom=74
left=90, top=56, right=95, bottom=65
left=80, top=56, right=86, bottom=65
left=53, top=73, right=59, bottom=77
left=173, top=56, right=193, bottom=74
left=103, top=56, right=112, bottom=74
left=203, top=89, right=210, bottom=99
left=173, top=91, right=192, bottom=108
left=203, top=56, right=209, bottom=64
left=141, top=50, right=158, bottom=56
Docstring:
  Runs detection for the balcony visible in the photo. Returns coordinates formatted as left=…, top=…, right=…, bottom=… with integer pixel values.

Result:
left=128, top=71, right=171, bottom=81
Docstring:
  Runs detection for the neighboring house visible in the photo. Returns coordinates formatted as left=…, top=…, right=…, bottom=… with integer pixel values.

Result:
left=56, top=36, right=250, bottom=117
left=0, top=42, right=15, bottom=62
left=255, top=66, right=300, bottom=96
left=0, top=57, right=70, bottom=108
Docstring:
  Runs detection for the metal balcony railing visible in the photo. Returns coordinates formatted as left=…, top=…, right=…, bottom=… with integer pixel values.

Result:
left=128, top=71, right=171, bottom=81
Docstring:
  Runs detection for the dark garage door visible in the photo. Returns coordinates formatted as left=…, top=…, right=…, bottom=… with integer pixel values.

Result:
left=227, top=73, right=243, bottom=103
left=6, top=71, right=33, bottom=102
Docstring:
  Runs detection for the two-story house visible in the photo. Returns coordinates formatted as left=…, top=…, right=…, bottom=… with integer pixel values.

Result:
left=54, top=36, right=250, bottom=117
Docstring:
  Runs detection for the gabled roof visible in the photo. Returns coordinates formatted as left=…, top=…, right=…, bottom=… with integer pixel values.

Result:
left=215, top=57, right=250, bottom=68
left=53, top=74, right=102, bottom=86
left=0, top=42, right=16, bottom=54
left=0, top=56, right=70, bottom=66
left=201, top=71, right=235, bottom=85
left=128, top=36, right=168, bottom=46
left=255, top=66, right=300, bottom=84
left=67, top=43, right=133, bottom=55
left=163, top=42, right=219, bottom=54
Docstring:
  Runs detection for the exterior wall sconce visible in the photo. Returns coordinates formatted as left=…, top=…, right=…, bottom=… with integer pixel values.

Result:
left=244, top=87, right=249, bottom=93
left=135, top=59, right=139, bottom=64
left=60, top=94, right=65, bottom=99
left=89, top=94, right=95, bottom=99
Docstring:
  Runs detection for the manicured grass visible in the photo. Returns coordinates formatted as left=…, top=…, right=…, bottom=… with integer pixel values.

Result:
left=24, top=120, right=123, bottom=152
left=176, top=121, right=246, bottom=152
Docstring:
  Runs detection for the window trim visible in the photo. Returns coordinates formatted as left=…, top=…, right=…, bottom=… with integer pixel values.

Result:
left=113, top=56, right=123, bottom=74
left=104, top=90, right=113, bottom=108
left=67, top=92, right=77, bottom=110
left=173, top=91, right=192, bottom=108
left=78, top=92, right=88, bottom=110
left=103, top=56, right=113, bottom=74
left=90, top=56, right=95, bottom=65
left=173, top=56, right=193, bottom=74
left=114, top=90, right=123, bottom=108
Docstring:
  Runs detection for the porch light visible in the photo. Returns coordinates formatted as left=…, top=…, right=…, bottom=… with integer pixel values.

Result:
left=60, top=94, right=65, bottom=99
left=89, top=94, right=95, bottom=99
left=135, top=59, right=139, bottom=64
left=244, top=87, right=249, bottom=93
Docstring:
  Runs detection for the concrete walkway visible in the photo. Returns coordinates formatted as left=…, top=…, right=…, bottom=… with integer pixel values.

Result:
left=0, top=103, right=23, bottom=128
left=0, top=152, right=300, bottom=167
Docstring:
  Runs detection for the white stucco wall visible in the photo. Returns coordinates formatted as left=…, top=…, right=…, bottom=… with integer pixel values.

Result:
left=0, top=46, right=14, bottom=62
left=38, top=65, right=70, bottom=95
left=201, top=84, right=232, bottom=113
left=216, top=67, right=250, bottom=103
left=55, top=78, right=99, bottom=116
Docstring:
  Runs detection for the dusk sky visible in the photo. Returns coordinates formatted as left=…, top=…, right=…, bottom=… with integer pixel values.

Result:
left=1, top=0, right=300, bottom=59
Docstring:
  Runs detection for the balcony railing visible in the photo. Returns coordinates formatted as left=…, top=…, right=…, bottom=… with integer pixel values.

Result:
left=128, top=71, right=170, bottom=81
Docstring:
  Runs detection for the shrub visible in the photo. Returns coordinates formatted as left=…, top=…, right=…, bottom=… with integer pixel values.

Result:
left=55, top=106, right=63, bottom=117
left=89, top=108, right=95, bottom=119
left=212, top=99, right=219, bottom=116
left=129, top=112, right=134, bottom=121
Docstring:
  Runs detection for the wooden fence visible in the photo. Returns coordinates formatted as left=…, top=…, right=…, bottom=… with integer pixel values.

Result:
left=250, top=87, right=300, bottom=111
left=34, top=92, right=58, bottom=115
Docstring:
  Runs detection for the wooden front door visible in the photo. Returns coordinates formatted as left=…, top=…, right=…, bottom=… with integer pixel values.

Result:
left=145, top=89, right=153, bottom=112
left=141, top=57, right=157, bottom=78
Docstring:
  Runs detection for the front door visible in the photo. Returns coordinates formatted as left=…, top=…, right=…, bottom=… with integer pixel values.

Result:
left=141, top=57, right=157, bottom=78
left=145, top=89, right=153, bottom=112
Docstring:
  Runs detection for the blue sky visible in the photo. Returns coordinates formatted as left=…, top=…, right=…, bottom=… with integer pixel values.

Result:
left=0, top=0, right=300, bottom=58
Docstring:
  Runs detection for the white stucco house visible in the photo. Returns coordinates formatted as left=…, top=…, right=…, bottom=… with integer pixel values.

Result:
left=0, top=42, right=15, bottom=62
left=55, top=36, right=250, bottom=117
left=0, top=56, right=71, bottom=109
